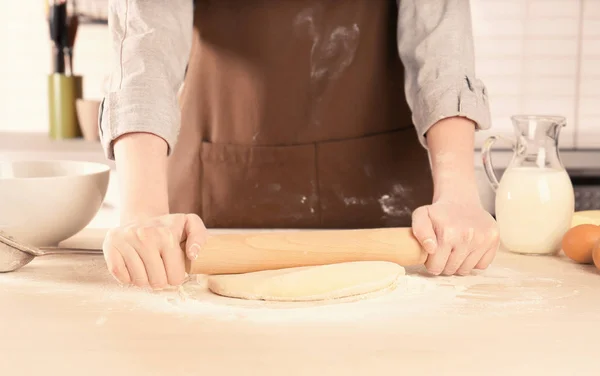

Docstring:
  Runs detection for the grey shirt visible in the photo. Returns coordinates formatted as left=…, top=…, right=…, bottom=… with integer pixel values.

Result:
left=100, top=0, right=491, bottom=159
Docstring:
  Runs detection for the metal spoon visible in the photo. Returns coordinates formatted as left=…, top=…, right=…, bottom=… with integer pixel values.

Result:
left=0, top=230, right=102, bottom=273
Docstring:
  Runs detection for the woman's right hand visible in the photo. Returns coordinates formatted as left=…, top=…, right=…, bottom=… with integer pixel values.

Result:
left=102, top=213, right=208, bottom=289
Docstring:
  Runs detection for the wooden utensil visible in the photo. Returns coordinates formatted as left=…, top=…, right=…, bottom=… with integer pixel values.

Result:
left=48, top=1, right=68, bottom=74
left=185, top=227, right=426, bottom=275
left=65, top=13, right=79, bottom=76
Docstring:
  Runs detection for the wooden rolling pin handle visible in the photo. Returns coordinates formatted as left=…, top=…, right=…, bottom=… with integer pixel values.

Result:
left=185, top=227, right=426, bottom=275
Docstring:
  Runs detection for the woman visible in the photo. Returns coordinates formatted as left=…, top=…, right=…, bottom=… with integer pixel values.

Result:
left=100, top=0, right=499, bottom=289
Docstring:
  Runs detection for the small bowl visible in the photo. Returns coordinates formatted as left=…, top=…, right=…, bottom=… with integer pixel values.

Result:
left=0, top=160, right=110, bottom=246
left=76, top=99, right=102, bottom=141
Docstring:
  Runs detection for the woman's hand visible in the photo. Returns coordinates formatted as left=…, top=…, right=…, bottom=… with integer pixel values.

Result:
left=412, top=198, right=499, bottom=276
left=412, top=116, right=499, bottom=275
left=103, top=213, right=208, bottom=289
left=107, top=133, right=209, bottom=289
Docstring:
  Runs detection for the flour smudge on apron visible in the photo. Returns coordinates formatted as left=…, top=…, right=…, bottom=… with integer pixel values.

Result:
left=294, top=6, right=360, bottom=126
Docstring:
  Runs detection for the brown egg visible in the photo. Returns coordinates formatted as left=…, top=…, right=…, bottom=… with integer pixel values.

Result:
left=561, top=224, right=600, bottom=264
left=593, top=242, right=600, bottom=270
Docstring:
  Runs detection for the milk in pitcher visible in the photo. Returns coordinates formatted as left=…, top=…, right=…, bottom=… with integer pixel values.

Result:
left=495, top=167, right=574, bottom=255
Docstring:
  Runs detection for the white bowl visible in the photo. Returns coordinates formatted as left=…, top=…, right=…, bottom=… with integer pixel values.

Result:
left=0, top=160, right=110, bottom=246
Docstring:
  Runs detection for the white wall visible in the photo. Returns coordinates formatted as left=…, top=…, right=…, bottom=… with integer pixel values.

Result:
left=471, top=0, right=600, bottom=149
left=0, top=0, right=598, bottom=149
left=0, top=0, right=109, bottom=133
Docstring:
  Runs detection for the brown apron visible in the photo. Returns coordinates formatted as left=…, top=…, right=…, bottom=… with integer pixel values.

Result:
left=168, top=0, right=434, bottom=229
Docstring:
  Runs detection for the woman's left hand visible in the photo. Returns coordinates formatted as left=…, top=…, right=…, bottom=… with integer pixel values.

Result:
left=411, top=198, right=499, bottom=276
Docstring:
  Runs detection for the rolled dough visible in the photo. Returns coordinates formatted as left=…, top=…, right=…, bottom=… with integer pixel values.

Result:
left=207, top=261, right=405, bottom=302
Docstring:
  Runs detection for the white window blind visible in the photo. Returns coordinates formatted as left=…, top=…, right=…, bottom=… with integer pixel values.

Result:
left=471, top=0, right=599, bottom=150
left=578, top=0, right=600, bottom=148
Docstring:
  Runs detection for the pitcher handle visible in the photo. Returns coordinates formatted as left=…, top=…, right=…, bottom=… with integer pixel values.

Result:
left=481, top=136, right=508, bottom=192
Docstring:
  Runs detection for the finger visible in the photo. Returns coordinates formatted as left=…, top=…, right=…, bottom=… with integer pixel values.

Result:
left=442, top=246, right=471, bottom=276
left=457, top=230, right=500, bottom=275
left=475, top=246, right=498, bottom=270
left=425, top=242, right=452, bottom=275
left=425, top=224, right=457, bottom=275
left=411, top=207, right=437, bottom=254
left=183, top=213, right=208, bottom=260
left=456, top=248, right=487, bottom=276
left=116, top=238, right=150, bottom=288
left=134, top=227, right=169, bottom=290
left=160, top=228, right=187, bottom=286
left=104, top=249, right=131, bottom=285
left=444, top=228, right=482, bottom=275
left=475, top=230, right=500, bottom=270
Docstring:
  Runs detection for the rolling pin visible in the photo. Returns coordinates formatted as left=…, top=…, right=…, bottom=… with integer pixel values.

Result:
left=185, top=227, right=426, bottom=275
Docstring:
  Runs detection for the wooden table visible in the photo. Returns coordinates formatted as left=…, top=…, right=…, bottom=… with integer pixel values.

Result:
left=1, top=230, right=599, bottom=376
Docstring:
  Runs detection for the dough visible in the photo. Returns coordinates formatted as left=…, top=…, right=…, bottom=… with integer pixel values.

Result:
left=207, top=261, right=404, bottom=302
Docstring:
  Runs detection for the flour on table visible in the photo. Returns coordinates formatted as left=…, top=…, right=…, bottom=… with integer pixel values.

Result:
left=0, top=255, right=583, bottom=324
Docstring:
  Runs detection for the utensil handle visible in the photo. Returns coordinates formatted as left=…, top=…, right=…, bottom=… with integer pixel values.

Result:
left=481, top=135, right=517, bottom=192
left=481, top=136, right=502, bottom=192
left=185, top=228, right=426, bottom=275
left=38, top=247, right=103, bottom=256
left=65, top=48, right=73, bottom=76
left=54, top=46, right=65, bottom=74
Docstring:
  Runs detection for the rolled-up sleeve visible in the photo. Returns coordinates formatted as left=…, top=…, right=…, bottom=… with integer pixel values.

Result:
left=396, top=0, right=491, bottom=147
left=100, top=0, right=193, bottom=160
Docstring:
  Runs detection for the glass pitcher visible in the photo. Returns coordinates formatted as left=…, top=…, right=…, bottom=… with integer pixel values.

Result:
left=481, top=115, right=574, bottom=255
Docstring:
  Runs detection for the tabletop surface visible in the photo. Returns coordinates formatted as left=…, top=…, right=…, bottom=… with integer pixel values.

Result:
left=1, top=229, right=599, bottom=376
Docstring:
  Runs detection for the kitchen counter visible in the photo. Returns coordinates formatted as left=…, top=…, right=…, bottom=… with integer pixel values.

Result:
left=1, top=227, right=599, bottom=375
left=0, top=132, right=114, bottom=168
left=4, top=131, right=600, bottom=216
left=2, top=132, right=600, bottom=375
